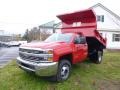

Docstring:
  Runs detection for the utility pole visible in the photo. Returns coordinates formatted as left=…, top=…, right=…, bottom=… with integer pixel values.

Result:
left=53, top=24, right=55, bottom=33
left=39, top=26, right=41, bottom=41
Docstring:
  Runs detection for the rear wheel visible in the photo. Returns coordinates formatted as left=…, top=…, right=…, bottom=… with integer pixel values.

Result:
left=51, top=59, right=71, bottom=82
left=89, top=50, right=103, bottom=64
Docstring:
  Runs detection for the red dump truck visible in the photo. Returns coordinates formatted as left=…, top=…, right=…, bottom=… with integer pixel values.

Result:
left=17, top=9, right=106, bottom=82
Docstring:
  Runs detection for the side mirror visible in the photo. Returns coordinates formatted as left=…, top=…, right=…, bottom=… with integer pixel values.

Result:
left=80, top=37, right=86, bottom=44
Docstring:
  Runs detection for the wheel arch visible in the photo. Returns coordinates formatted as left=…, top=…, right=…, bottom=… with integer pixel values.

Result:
left=59, top=53, right=73, bottom=64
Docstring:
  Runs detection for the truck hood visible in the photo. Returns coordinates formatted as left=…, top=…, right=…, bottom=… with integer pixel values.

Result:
left=20, top=41, right=69, bottom=49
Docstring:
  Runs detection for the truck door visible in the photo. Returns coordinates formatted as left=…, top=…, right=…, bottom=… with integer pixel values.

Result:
left=73, top=35, right=88, bottom=63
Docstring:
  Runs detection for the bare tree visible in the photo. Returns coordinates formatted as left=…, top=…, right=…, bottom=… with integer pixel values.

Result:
left=22, top=27, right=51, bottom=42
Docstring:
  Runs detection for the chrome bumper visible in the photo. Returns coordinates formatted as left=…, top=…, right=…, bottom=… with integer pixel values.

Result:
left=17, top=57, right=58, bottom=76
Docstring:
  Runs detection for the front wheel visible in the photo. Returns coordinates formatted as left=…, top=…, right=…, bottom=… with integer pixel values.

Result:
left=51, top=60, right=71, bottom=82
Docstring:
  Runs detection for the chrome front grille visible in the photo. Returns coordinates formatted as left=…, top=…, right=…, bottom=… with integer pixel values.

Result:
left=19, top=48, right=46, bottom=63
left=19, top=53, right=45, bottom=63
left=19, top=48, right=44, bottom=54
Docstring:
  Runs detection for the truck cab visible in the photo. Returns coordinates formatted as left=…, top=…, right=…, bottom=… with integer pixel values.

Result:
left=17, top=9, right=106, bottom=82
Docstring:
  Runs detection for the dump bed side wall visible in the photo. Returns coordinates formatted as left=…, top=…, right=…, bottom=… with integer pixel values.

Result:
left=61, top=27, right=106, bottom=48
left=61, top=26, right=96, bottom=37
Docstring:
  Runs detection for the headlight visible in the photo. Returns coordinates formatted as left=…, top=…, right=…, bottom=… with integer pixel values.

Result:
left=43, top=49, right=53, bottom=61
left=48, top=50, right=53, bottom=54
left=43, top=49, right=53, bottom=54
left=43, top=57, right=53, bottom=61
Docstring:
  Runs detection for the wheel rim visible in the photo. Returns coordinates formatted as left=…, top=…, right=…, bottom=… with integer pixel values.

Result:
left=60, top=64, right=70, bottom=80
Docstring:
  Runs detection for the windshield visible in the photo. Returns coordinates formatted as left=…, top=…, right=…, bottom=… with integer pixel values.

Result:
left=45, top=33, right=73, bottom=43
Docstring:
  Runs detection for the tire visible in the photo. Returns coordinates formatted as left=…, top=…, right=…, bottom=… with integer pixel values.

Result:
left=89, top=51, right=103, bottom=64
left=51, top=59, right=71, bottom=82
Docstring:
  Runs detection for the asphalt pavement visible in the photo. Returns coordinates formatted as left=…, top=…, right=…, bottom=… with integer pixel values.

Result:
left=0, top=47, right=19, bottom=68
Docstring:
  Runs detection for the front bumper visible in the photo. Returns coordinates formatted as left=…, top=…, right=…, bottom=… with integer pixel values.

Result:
left=17, top=57, right=58, bottom=76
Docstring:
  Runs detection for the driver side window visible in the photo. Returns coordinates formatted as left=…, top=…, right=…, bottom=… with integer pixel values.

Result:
left=74, top=35, right=86, bottom=44
left=74, top=35, right=81, bottom=44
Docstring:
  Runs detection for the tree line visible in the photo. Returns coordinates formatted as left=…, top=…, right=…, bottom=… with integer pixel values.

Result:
left=22, top=27, right=51, bottom=42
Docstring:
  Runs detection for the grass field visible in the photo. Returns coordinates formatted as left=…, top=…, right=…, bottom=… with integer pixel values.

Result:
left=0, top=51, right=120, bottom=90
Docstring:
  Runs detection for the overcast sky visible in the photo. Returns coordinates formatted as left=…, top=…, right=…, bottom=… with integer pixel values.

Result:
left=0, top=0, right=120, bottom=34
